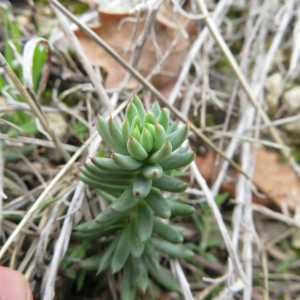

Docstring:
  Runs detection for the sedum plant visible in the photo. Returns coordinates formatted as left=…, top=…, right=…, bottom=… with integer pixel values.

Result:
left=77, top=94, right=196, bottom=298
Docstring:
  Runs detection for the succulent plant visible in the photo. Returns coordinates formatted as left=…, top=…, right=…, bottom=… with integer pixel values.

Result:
left=77, top=94, right=196, bottom=298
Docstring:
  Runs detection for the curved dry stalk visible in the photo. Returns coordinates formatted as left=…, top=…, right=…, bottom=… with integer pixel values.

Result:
left=22, top=37, right=51, bottom=101
left=41, top=182, right=85, bottom=300
left=191, top=161, right=247, bottom=283
left=0, top=141, right=5, bottom=238
left=168, top=0, right=230, bottom=106
left=170, top=259, right=194, bottom=300
left=50, top=4, right=115, bottom=115
left=0, top=52, right=70, bottom=162
left=0, top=134, right=80, bottom=152
left=287, top=3, right=300, bottom=79
left=118, top=0, right=164, bottom=90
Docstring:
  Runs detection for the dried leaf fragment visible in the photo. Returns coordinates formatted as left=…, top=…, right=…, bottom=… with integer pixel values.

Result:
left=196, top=148, right=300, bottom=211
left=74, top=11, right=188, bottom=93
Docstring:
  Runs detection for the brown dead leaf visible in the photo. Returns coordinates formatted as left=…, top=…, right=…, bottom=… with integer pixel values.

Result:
left=196, top=148, right=300, bottom=211
left=74, top=10, right=188, bottom=96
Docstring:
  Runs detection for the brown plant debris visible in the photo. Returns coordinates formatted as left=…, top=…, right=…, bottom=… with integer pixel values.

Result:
left=196, top=148, right=300, bottom=211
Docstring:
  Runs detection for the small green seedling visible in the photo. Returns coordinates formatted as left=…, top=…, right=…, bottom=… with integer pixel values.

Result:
left=78, top=94, right=196, bottom=299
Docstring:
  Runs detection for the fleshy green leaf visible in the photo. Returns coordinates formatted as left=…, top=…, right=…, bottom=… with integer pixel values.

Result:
left=157, top=151, right=196, bottom=171
left=152, top=218, right=183, bottom=244
left=108, top=116, right=128, bottom=154
left=125, top=102, right=139, bottom=125
left=146, top=260, right=181, bottom=292
left=130, top=213, right=145, bottom=257
left=140, top=126, right=153, bottom=152
left=97, top=235, right=119, bottom=273
left=130, top=115, right=141, bottom=133
left=127, top=135, right=148, bottom=161
left=141, top=163, right=163, bottom=180
left=153, top=122, right=166, bottom=151
left=132, top=126, right=141, bottom=143
left=144, top=240, right=159, bottom=270
left=112, top=224, right=131, bottom=273
left=144, top=111, right=156, bottom=125
left=133, top=174, right=152, bottom=199
left=167, top=121, right=178, bottom=134
left=111, top=152, right=143, bottom=170
left=121, top=258, right=137, bottom=300
left=151, top=237, right=194, bottom=258
left=145, top=188, right=171, bottom=219
left=166, top=123, right=189, bottom=151
left=156, top=108, right=169, bottom=131
left=122, top=118, right=131, bottom=144
left=166, top=200, right=195, bottom=216
left=132, top=94, right=146, bottom=124
left=152, top=174, right=188, bottom=193
left=147, top=141, right=172, bottom=164
left=112, top=185, right=140, bottom=213
left=150, top=100, right=160, bottom=118
left=132, top=256, right=148, bottom=292
left=137, top=199, right=153, bottom=242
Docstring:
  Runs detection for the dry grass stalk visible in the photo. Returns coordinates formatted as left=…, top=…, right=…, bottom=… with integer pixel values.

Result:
left=0, top=52, right=70, bottom=162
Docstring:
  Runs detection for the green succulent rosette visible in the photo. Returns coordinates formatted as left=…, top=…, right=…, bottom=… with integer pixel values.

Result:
left=77, top=94, right=196, bottom=297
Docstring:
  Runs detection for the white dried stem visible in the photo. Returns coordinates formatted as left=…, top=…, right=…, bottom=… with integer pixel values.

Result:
left=168, top=0, right=231, bottom=105
left=170, top=259, right=194, bottom=300
left=211, top=109, right=247, bottom=196
left=244, top=203, right=300, bottom=228
left=191, top=161, right=247, bottom=282
left=0, top=141, right=5, bottom=238
left=210, top=130, right=290, bottom=151
left=171, top=0, right=206, bottom=20
left=252, top=0, right=294, bottom=97
left=33, top=184, right=77, bottom=273
left=0, top=134, right=80, bottom=152
left=49, top=3, right=115, bottom=114
left=241, top=107, right=256, bottom=300
left=119, top=0, right=164, bottom=89
left=287, top=2, right=300, bottom=79
left=22, top=37, right=51, bottom=101
left=245, top=114, right=300, bottom=131
left=0, top=52, right=70, bottom=162
left=42, top=182, right=85, bottom=300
